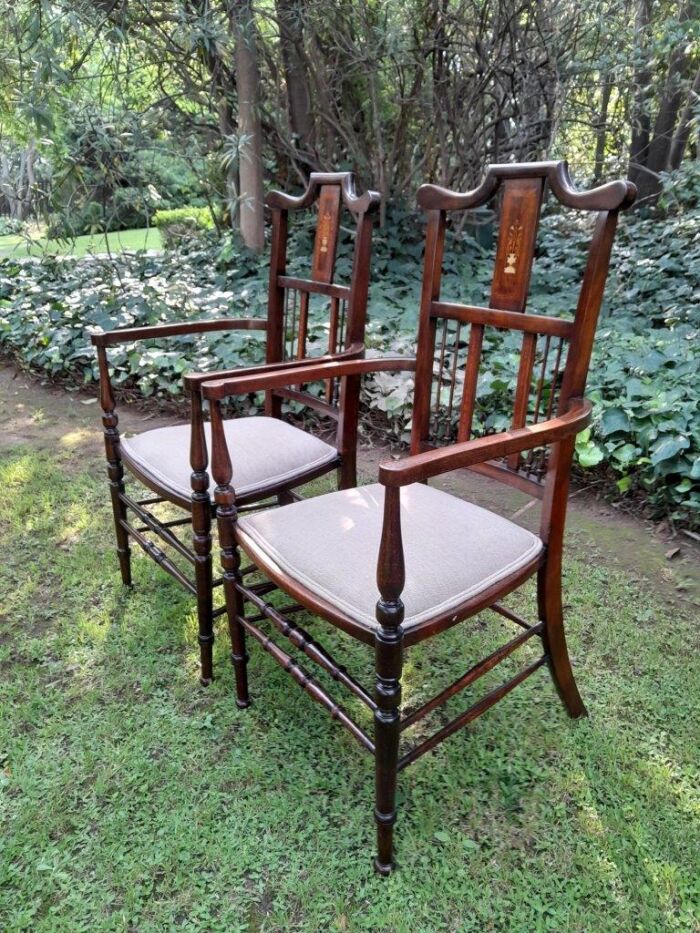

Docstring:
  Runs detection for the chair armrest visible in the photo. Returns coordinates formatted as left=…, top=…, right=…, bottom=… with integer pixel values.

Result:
left=182, top=344, right=366, bottom=393
left=378, top=399, right=592, bottom=487
left=199, top=356, right=417, bottom=400
left=91, top=317, right=267, bottom=348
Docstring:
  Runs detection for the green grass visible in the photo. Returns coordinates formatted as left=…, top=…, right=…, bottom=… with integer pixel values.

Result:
left=1, top=447, right=698, bottom=931
left=0, top=227, right=162, bottom=258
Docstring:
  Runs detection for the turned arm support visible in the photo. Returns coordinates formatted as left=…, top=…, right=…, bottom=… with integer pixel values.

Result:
left=198, top=355, right=417, bottom=401
left=378, top=399, right=592, bottom=488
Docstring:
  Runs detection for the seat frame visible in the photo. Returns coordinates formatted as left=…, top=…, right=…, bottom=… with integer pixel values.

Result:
left=92, top=172, right=380, bottom=684
left=202, top=161, right=636, bottom=873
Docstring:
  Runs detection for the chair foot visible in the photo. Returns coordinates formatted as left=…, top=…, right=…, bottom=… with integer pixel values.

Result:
left=559, top=682, right=588, bottom=719
left=116, top=538, right=131, bottom=586
left=198, top=633, right=214, bottom=686
left=230, top=648, right=250, bottom=708
left=373, top=856, right=395, bottom=876
left=545, top=637, right=588, bottom=719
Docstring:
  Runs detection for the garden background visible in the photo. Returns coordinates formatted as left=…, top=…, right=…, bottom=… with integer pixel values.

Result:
left=1, top=2, right=699, bottom=930
left=1, top=0, right=699, bottom=528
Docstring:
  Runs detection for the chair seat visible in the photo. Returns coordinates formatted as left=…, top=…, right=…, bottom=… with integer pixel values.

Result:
left=121, top=416, right=338, bottom=504
left=237, top=483, right=543, bottom=634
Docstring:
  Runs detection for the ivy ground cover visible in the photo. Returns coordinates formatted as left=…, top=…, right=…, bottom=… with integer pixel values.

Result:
left=0, top=199, right=698, bottom=527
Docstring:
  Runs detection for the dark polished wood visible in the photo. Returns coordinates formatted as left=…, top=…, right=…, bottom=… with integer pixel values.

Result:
left=92, top=318, right=266, bottom=347
left=199, top=160, right=635, bottom=874
left=92, top=171, right=379, bottom=684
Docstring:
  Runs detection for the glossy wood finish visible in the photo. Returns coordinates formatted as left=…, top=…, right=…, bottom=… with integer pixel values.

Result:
left=380, top=399, right=592, bottom=486
left=200, top=160, right=635, bottom=875
left=92, top=318, right=266, bottom=348
left=92, top=172, right=379, bottom=684
left=264, top=172, right=380, bottom=465
left=490, top=177, right=544, bottom=312
left=96, top=346, right=131, bottom=587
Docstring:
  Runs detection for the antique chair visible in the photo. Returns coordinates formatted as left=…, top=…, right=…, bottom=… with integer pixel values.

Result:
left=91, top=173, right=380, bottom=684
left=199, top=161, right=636, bottom=872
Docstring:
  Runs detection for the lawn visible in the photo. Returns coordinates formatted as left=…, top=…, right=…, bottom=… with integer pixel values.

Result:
left=0, top=435, right=698, bottom=932
left=0, top=227, right=162, bottom=258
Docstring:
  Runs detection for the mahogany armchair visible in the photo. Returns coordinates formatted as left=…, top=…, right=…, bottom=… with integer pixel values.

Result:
left=200, top=161, right=636, bottom=872
left=91, top=173, right=380, bottom=684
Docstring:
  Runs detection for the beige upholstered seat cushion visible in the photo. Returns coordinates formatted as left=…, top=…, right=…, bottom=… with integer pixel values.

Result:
left=121, top=417, right=338, bottom=501
left=237, top=483, right=542, bottom=632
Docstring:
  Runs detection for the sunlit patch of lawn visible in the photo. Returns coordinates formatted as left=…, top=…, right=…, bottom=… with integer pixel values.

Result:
left=0, top=226, right=162, bottom=258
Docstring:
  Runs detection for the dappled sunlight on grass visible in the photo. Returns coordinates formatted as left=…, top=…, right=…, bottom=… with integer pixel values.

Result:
left=0, top=452, right=35, bottom=491
left=58, top=427, right=92, bottom=448
left=1, top=447, right=698, bottom=930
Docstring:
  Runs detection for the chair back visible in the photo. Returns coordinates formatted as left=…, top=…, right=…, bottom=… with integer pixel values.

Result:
left=411, top=161, right=636, bottom=498
left=265, top=172, right=380, bottom=415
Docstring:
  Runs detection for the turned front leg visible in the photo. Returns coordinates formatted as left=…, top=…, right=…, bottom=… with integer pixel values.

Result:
left=208, top=398, right=250, bottom=708
left=190, top=390, right=214, bottom=685
left=97, top=346, right=131, bottom=586
left=374, top=484, right=405, bottom=875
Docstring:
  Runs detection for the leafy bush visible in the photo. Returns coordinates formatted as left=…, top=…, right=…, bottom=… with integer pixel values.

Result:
left=44, top=104, right=212, bottom=237
left=0, top=197, right=698, bottom=527
left=153, top=206, right=218, bottom=248
left=0, top=216, right=26, bottom=237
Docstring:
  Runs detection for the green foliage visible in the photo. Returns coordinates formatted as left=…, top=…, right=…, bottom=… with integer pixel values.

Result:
left=153, top=206, right=219, bottom=248
left=0, top=216, right=26, bottom=237
left=44, top=105, right=210, bottom=238
left=0, top=192, right=698, bottom=526
left=658, top=161, right=700, bottom=214
left=0, top=247, right=268, bottom=400
left=0, top=447, right=698, bottom=930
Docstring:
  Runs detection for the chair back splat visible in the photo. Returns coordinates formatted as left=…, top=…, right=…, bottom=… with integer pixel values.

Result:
left=265, top=173, right=379, bottom=422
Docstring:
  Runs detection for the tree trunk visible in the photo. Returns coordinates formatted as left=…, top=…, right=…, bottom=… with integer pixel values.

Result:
left=628, top=0, right=653, bottom=188
left=232, top=0, right=265, bottom=252
left=669, top=64, right=700, bottom=170
left=593, top=78, right=613, bottom=182
left=276, top=0, right=315, bottom=173
left=635, top=0, right=694, bottom=202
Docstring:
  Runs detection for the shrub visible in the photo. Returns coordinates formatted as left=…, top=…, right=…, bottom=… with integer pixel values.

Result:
left=153, top=207, right=218, bottom=248
left=0, top=216, right=26, bottom=237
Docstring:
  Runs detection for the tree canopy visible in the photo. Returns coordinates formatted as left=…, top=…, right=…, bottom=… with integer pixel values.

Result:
left=1, top=0, right=698, bottom=247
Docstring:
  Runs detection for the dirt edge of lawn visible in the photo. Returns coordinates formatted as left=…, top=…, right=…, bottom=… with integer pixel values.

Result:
left=1, top=361, right=698, bottom=618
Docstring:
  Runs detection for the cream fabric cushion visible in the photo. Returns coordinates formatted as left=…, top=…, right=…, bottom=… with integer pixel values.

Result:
left=121, top=416, right=338, bottom=501
left=238, top=483, right=542, bottom=632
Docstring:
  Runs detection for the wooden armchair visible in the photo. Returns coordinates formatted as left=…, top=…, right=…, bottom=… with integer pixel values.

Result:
left=200, top=161, right=636, bottom=872
left=91, top=173, right=380, bottom=684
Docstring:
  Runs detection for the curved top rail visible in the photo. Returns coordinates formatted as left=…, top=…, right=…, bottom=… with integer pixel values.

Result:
left=417, top=161, right=637, bottom=212
left=266, top=171, right=381, bottom=215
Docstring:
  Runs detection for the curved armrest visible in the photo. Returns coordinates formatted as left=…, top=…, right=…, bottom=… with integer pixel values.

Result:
left=91, top=317, right=267, bottom=348
left=200, top=356, right=417, bottom=401
left=378, top=400, right=592, bottom=487
left=183, top=344, right=366, bottom=393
